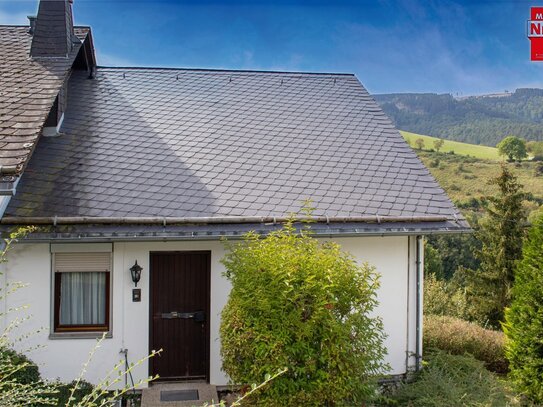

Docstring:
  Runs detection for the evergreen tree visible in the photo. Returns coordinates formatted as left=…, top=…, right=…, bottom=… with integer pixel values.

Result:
left=465, top=165, right=526, bottom=327
left=503, top=214, right=543, bottom=402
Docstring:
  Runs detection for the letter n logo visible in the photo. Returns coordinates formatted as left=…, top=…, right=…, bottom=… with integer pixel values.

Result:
left=528, top=7, right=543, bottom=61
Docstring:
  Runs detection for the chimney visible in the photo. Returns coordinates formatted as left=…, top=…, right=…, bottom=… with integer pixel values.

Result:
left=30, top=0, right=78, bottom=58
left=27, top=16, right=37, bottom=34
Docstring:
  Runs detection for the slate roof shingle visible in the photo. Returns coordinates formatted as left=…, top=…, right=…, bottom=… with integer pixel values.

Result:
left=0, top=25, right=88, bottom=181
left=5, top=67, right=467, bottom=227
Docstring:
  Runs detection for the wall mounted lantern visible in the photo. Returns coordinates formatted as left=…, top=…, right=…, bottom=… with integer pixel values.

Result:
left=129, top=260, right=143, bottom=287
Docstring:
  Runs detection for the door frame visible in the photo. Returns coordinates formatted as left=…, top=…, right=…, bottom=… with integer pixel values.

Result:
left=148, top=250, right=211, bottom=382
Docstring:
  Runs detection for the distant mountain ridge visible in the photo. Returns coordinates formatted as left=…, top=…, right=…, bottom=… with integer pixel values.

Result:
left=374, top=88, right=543, bottom=146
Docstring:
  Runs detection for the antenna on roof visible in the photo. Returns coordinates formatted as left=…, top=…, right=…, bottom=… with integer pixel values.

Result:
left=334, top=78, right=337, bottom=85
left=280, top=79, right=283, bottom=85
left=123, top=72, right=126, bottom=79
left=229, top=76, right=232, bottom=82
left=176, top=74, right=179, bottom=80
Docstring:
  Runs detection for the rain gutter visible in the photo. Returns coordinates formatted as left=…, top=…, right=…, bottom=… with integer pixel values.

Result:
left=1, top=215, right=451, bottom=225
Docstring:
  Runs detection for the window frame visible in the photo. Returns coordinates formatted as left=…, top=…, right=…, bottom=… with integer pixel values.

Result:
left=51, top=249, right=113, bottom=335
left=53, top=271, right=111, bottom=333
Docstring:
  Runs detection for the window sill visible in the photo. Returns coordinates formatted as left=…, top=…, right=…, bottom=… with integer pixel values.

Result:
left=49, top=331, right=112, bottom=340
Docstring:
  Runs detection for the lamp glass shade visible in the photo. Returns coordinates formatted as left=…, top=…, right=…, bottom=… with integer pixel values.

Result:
left=130, top=261, right=142, bottom=287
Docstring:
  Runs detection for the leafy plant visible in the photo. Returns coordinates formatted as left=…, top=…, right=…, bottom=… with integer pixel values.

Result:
left=423, top=274, right=468, bottom=320
left=53, top=380, right=95, bottom=406
left=497, top=136, right=528, bottom=162
left=0, top=347, right=40, bottom=385
left=424, top=315, right=507, bottom=373
left=389, top=350, right=517, bottom=407
left=220, top=216, right=388, bottom=406
left=503, top=213, right=543, bottom=403
left=425, top=232, right=481, bottom=281
left=527, top=140, right=543, bottom=160
left=433, top=138, right=444, bottom=152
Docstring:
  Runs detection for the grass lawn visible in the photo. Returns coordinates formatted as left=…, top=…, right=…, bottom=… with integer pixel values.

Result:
left=401, top=131, right=501, bottom=160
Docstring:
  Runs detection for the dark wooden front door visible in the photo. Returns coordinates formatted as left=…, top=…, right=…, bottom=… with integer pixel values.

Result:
left=149, top=252, right=210, bottom=380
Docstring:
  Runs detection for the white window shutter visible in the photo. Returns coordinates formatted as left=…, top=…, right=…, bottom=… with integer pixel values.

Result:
left=55, top=252, right=111, bottom=273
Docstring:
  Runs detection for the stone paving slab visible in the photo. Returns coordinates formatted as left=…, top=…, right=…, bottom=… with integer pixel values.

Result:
left=141, top=382, right=219, bottom=407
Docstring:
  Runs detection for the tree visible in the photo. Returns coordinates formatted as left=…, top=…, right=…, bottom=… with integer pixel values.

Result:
left=426, top=233, right=481, bottom=281
left=220, top=219, right=388, bottom=406
left=424, top=243, right=444, bottom=279
left=527, top=140, right=543, bottom=161
left=433, top=138, right=445, bottom=152
left=497, top=136, right=527, bottom=162
left=503, top=214, right=543, bottom=403
left=415, top=138, right=425, bottom=150
left=464, top=165, right=526, bottom=327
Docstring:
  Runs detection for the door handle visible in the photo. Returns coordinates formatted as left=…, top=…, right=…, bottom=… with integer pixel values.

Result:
left=159, top=311, right=206, bottom=322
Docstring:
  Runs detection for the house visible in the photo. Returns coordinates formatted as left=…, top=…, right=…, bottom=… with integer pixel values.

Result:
left=0, top=0, right=469, bottom=391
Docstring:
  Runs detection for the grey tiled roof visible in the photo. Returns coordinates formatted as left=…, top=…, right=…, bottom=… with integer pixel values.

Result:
left=0, top=25, right=88, bottom=179
left=6, top=67, right=466, bottom=226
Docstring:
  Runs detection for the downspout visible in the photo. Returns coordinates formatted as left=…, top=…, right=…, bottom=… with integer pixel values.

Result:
left=415, top=235, right=423, bottom=371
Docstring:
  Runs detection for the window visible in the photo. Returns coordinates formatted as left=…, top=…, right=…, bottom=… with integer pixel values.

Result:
left=53, top=252, right=111, bottom=333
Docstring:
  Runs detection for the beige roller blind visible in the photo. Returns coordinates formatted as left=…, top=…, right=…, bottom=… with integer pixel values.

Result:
left=54, top=252, right=111, bottom=273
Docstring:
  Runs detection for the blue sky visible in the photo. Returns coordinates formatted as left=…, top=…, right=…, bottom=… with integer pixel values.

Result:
left=1, top=0, right=541, bottom=95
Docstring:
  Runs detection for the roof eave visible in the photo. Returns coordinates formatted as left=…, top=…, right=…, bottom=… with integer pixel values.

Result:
left=1, top=220, right=472, bottom=243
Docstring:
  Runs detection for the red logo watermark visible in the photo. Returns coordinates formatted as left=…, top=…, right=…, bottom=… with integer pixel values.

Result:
left=528, top=7, right=543, bottom=61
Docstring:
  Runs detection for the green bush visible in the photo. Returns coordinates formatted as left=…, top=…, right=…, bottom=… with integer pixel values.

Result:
left=504, top=214, right=543, bottom=403
left=423, top=274, right=468, bottom=320
left=54, top=380, right=95, bottom=406
left=220, top=219, right=388, bottom=406
left=389, top=350, right=517, bottom=407
left=0, top=347, right=41, bottom=385
left=424, top=315, right=507, bottom=373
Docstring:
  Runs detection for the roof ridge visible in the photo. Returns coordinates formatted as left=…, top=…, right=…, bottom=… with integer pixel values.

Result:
left=96, top=65, right=355, bottom=76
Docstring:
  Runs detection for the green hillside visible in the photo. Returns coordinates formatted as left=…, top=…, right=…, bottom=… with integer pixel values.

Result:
left=376, top=89, right=543, bottom=146
left=414, top=150, right=543, bottom=213
left=401, top=131, right=500, bottom=160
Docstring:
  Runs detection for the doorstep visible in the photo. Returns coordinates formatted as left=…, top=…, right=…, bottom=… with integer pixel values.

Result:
left=141, top=382, right=219, bottom=407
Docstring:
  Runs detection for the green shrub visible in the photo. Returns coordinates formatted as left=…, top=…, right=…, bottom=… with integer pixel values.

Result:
left=53, top=380, right=95, bottom=406
left=220, top=219, right=388, bottom=406
left=423, top=274, right=468, bottom=320
left=389, top=350, right=517, bottom=407
left=0, top=347, right=41, bottom=385
left=504, top=214, right=543, bottom=403
left=424, top=315, right=507, bottom=373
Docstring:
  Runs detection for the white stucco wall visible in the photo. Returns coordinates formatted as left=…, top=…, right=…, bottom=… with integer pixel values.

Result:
left=0, top=235, right=419, bottom=387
